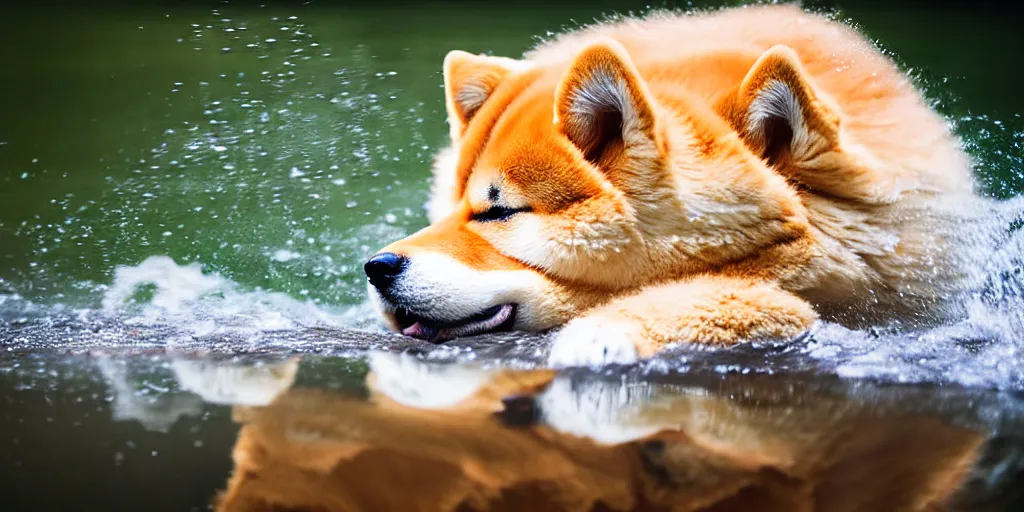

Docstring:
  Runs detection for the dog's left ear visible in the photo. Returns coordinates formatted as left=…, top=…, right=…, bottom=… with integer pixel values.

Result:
left=554, top=39, right=664, bottom=171
left=734, top=45, right=841, bottom=165
left=443, top=51, right=528, bottom=141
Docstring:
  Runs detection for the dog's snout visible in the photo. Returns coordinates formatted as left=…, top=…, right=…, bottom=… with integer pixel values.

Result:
left=364, top=252, right=408, bottom=291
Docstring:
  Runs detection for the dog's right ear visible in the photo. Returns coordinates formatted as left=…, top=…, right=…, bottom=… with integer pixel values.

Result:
left=443, top=50, right=528, bottom=141
left=553, top=39, right=668, bottom=194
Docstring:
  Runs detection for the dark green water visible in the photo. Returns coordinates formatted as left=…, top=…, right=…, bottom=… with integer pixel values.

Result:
left=1, top=1, right=1024, bottom=510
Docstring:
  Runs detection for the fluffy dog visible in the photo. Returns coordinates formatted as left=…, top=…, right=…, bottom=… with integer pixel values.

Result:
left=365, top=5, right=1008, bottom=366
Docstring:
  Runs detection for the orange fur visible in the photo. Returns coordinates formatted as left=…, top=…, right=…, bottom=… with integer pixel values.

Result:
left=368, top=5, right=997, bottom=366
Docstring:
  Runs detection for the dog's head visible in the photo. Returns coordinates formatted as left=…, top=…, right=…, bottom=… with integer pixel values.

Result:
left=366, top=39, right=817, bottom=341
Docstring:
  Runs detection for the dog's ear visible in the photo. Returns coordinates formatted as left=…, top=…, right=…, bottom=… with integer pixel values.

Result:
left=735, top=45, right=841, bottom=166
left=554, top=39, right=664, bottom=171
left=443, top=50, right=527, bottom=141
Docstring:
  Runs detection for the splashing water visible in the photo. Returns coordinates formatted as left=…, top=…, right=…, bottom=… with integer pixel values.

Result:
left=101, top=256, right=225, bottom=317
left=4, top=231, right=1023, bottom=390
left=4, top=6, right=433, bottom=308
left=0, top=3, right=1022, bottom=392
left=1, top=255, right=382, bottom=344
left=102, top=255, right=383, bottom=336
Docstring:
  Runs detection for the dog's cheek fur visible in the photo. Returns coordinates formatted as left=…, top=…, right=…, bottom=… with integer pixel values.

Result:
left=486, top=195, right=644, bottom=288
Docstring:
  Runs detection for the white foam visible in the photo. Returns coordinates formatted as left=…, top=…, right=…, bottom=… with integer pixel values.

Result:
left=96, top=255, right=379, bottom=338
left=2, top=220, right=1023, bottom=390
left=102, top=256, right=225, bottom=317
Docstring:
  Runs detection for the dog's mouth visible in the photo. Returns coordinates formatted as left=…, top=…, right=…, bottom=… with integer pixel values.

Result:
left=394, top=304, right=517, bottom=343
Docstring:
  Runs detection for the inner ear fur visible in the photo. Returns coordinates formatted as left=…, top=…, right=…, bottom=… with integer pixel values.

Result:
left=736, top=45, right=841, bottom=166
left=443, top=50, right=527, bottom=141
left=731, top=45, right=904, bottom=203
left=553, top=38, right=662, bottom=169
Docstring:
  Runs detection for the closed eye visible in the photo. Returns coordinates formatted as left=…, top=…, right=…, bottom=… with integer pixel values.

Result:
left=471, top=205, right=532, bottom=222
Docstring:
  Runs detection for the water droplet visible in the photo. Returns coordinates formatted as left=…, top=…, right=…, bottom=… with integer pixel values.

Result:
left=273, top=249, right=299, bottom=262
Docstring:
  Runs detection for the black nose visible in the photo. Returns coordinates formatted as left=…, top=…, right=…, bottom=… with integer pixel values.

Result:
left=364, top=252, right=407, bottom=291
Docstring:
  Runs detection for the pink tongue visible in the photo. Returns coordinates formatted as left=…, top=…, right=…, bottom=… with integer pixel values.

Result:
left=402, top=322, right=425, bottom=338
left=402, top=322, right=440, bottom=341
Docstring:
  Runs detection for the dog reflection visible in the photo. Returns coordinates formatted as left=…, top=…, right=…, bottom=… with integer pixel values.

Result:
left=198, top=353, right=984, bottom=512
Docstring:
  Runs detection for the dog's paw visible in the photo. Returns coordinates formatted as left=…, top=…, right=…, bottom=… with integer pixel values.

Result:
left=547, top=317, right=640, bottom=368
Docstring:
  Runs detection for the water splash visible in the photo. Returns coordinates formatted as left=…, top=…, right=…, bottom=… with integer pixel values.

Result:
left=1, top=255, right=383, bottom=343
left=101, top=256, right=225, bottom=317
left=115, top=255, right=382, bottom=335
left=3, top=220, right=1023, bottom=389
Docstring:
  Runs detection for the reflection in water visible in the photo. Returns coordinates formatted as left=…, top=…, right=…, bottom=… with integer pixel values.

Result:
left=170, top=356, right=300, bottom=406
left=107, top=352, right=1009, bottom=512
left=3, top=348, right=1023, bottom=510
left=95, top=353, right=300, bottom=432
left=96, top=355, right=204, bottom=433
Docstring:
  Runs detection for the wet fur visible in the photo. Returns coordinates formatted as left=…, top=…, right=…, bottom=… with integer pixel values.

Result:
left=371, top=4, right=1007, bottom=366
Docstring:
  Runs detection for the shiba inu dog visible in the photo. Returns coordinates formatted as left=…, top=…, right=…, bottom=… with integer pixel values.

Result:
left=365, top=4, right=1004, bottom=367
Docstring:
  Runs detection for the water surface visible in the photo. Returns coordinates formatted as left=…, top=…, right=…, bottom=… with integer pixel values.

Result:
left=4, top=346, right=1024, bottom=510
left=1, top=1, right=1024, bottom=509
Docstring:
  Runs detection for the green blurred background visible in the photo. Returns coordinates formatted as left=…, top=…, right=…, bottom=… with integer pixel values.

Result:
left=0, top=0, right=1021, bottom=309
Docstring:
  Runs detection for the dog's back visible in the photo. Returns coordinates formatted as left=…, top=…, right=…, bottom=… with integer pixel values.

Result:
left=526, top=5, right=996, bottom=324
